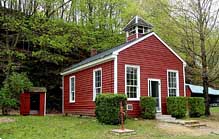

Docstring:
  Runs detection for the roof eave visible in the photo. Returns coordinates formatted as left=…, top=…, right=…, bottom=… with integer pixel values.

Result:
left=60, top=55, right=115, bottom=76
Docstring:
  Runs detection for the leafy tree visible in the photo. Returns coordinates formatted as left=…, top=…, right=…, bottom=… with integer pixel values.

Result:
left=0, top=7, right=28, bottom=80
left=160, top=0, right=219, bottom=116
left=0, top=72, right=33, bottom=115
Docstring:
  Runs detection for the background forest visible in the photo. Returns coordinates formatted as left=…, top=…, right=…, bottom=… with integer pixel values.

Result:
left=0, top=0, right=219, bottom=113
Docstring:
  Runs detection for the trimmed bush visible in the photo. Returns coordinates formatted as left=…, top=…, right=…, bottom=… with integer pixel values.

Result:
left=140, top=96, right=156, bottom=119
left=188, top=97, right=205, bottom=117
left=95, top=94, right=127, bottom=125
left=167, top=97, right=187, bottom=118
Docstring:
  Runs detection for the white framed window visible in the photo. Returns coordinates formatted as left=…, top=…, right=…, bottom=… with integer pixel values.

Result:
left=93, top=68, right=102, bottom=101
left=167, top=70, right=179, bottom=97
left=125, top=65, right=140, bottom=101
left=69, top=76, right=75, bottom=103
left=127, top=104, right=133, bottom=111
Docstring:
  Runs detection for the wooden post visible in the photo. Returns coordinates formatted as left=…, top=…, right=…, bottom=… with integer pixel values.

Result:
left=120, top=101, right=125, bottom=130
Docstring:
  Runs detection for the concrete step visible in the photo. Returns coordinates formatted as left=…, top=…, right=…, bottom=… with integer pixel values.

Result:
left=156, top=114, right=172, bottom=118
left=184, top=123, right=207, bottom=128
left=155, top=113, right=206, bottom=128
left=178, top=120, right=200, bottom=125
left=156, top=117, right=176, bottom=121
left=156, top=114, right=176, bottom=121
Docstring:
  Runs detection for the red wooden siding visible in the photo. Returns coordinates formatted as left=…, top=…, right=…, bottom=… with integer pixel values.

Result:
left=127, top=34, right=144, bottom=42
left=20, top=93, right=30, bottom=115
left=63, top=60, right=114, bottom=116
left=117, top=35, right=184, bottom=117
left=127, top=34, right=137, bottom=41
left=186, top=86, right=191, bottom=97
left=39, top=92, right=45, bottom=116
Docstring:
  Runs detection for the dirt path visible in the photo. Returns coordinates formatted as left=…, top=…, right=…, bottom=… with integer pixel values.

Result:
left=157, top=120, right=219, bottom=136
left=0, top=117, right=15, bottom=124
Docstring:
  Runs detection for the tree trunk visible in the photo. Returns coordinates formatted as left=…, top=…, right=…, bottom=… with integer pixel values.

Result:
left=200, top=33, right=210, bottom=116
left=197, top=0, right=210, bottom=116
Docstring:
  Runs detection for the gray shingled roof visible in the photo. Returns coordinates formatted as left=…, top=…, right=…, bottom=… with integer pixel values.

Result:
left=123, top=16, right=153, bottom=31
left=63, top=32, right=152, bottom=72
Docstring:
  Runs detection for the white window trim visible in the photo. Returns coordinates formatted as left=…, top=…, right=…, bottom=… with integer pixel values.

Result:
left=69, top=76, right=75, bottom=103
left=167, top=70, right=179, bottom=97
left=127, top=104, right=133, bottom=111
left=93, top=68, right=102, bottom=101
left=125, top=64, right=140, bottom=101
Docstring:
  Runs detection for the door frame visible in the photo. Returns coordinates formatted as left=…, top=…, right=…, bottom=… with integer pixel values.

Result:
left=148, top=78, right=162, bottom=112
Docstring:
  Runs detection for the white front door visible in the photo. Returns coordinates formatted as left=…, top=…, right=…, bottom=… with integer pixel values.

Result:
left=148, top=79, right=161, bottom=112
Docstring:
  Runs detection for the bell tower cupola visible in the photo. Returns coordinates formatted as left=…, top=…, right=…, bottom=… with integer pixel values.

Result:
left=123, top=16, right=153, bottom=42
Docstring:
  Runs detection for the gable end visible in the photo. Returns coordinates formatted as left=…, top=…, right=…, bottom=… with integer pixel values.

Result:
left=113, top=32, right=186, bottom=66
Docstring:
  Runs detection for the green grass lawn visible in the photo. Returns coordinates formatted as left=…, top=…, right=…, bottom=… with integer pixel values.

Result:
left=210, top=107, right=219, bottom=113
left=0, top=107, right=219, bottom=139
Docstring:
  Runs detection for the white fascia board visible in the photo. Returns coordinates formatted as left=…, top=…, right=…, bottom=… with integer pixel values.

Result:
left=152, top=33, right=187, bottom=66
left=113, top=32, right=154, bottom=55
left=60, top=55, right=115, bottom=76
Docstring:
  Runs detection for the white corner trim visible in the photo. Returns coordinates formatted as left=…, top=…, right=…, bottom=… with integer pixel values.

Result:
left=167, top=70, right=179, bottom=97
left=60, top=55, right=114, bottom=76
left=44, top=93, right=46, bottom=115
left=93, top=68, right=102, bottom=101
left=183, top=64, right=186, bottom=97
left=113, top=55, right=118, bottom=94
left=125, top=64, right=140, bottom=101
left=69, top=76, right=75, bottom=103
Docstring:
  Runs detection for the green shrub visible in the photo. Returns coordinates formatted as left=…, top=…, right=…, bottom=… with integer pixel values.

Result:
left=167, top=97, right=187, bottom=118
left=0, top=72, right=33, bottom=115
left=140, top=96, right=156, bottom=119
left=188, top=97, right=205, bottom=117
left=95, top=94, right=127, bottom=125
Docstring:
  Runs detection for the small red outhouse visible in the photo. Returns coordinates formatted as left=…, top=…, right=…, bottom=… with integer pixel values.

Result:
left=20, top=87, right=46, bottom=116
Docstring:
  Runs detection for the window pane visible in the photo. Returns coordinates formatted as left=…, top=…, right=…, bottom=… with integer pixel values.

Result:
left=70, top=77, right=75, bottom=101
left=127, top=86, right=137, bottom=98
left=96, top=88, right=101, bottom=95
left=169, top=89, right=176, bottom=96
left=94, top=69, right=102, bottom=96
left=126, top=66, right=138, bottom=99
left=168, top=71, right=178, bottom=96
